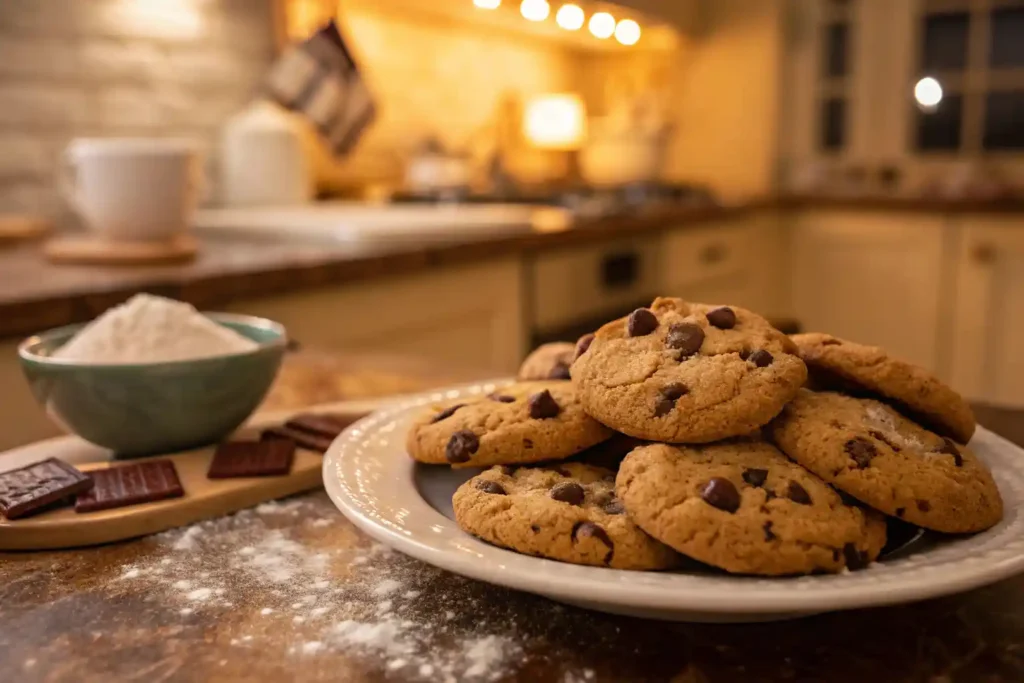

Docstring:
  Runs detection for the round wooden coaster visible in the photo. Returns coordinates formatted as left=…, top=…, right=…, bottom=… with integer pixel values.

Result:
left=43, top=234, right=199, bottom=265
left=0, top=215, right=50, bottom=245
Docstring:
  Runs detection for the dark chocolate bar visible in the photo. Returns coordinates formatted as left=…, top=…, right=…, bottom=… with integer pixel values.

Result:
left=208, top=440, right=296, bottom=479
left=284, top=412, right=354, bottom=439
left=261, top=426, right=334, bottom=453
left=75, top=460, right=184, bottom=513
left=0, top=458, right=93, bottom=520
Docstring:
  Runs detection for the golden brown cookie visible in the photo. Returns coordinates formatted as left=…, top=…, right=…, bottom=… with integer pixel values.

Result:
left=768, top=389, right=1003, bottom=533
left=518, top=342, right=575, bottom=381
left=616, top=440, right=888, bottom=575
left=571, top=298, right=807, bottom=443
left=453, top=462, right=679, bottom=570
left=406, top=381, right=612, bottom=468
left=792, top=333, right=976, bottom=443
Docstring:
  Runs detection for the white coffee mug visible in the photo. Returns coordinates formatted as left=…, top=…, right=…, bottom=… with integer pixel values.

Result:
left=59, top=138, right=204, bottom=242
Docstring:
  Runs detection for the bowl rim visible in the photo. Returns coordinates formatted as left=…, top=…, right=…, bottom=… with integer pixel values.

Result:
left=17, top=311, right=288, bottom=369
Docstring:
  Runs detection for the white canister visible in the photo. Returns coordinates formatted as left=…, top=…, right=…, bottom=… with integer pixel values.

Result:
left=220, top=100, right=314, bottom=206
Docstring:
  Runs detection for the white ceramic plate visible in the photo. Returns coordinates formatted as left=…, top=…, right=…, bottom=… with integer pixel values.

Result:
left=323, top=381, right=1024, bottom=623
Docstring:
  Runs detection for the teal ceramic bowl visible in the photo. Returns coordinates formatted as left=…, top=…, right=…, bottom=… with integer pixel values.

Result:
left=18, top=313, right=287, bottom=457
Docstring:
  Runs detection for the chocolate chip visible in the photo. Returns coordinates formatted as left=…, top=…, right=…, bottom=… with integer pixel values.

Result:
left=765, top=489, right=778, bottom=501
left=938, top=438, right=963, bottom=467
left=523, top=438, right=534, bottom=449
left=739, top=350, right=752, bottom=361
left=742, top=468, right=769, bottom=487
left=549, top=362, right=571, bottom=380
left=550, top=481, right=585, bottom=505
left=666, top=323, right=705, bottom=356
left=445, top=430, right=479, bottom=464
left=654, top=383, right=689, bottom=417
left=786, top=481, right=812, bottom=505
left=530, top=524, right=540, bottom=533
left=527, top=390, right=561, bottom=419
left=701, top=477, right=741, bottom=513
left=843, top=543, right=869, bottom=570
left=763, top=521, right=776, bottom=541
left=571, top=521, right=614, bottom=564
left=499, top=465, right=517, bottom=476
left=431, top=403, right=465, bottom=423
left=916, top=499, right=931, bottom=512
left=627, top=308, right=659, bottom=337
left=821, top=338, right=843, bottom=346
left=748, top=350, right=774, bottom=367
left=575, top=333, right=595, bottom=360
left=895, top=507, right=905, bottom=518
left=844, top=437, right=877, bottom=468
left=832, top=549, right=841, bottom=562
left=706, top=307, right=736, bottom=329
left=475, top=480, right=506, bottom=495
left=489, top=394, right=516, bottom=403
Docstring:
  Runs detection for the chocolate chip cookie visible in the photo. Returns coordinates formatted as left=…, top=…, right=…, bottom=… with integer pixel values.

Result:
left=571, top=298, right=807, bottom=443
left=452, top=462, right=679, bottom=569
left=792, top=333, right=976, bottom=443
left=767, top=389, right=1003, bottom=533
left=406, top=381, right=613, bottom=468
left=615, top=440, right=887, bottom=575
left=518, top=342, right=576, bottom=381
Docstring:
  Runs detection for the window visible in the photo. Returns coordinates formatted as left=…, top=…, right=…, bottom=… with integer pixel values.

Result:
left=817, top=3, right=854, bottom=153
left=914, top=3, right=1024, bottom=152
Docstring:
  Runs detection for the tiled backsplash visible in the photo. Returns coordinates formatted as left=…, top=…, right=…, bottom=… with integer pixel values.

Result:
left=0, top=0, right=276, bottom=216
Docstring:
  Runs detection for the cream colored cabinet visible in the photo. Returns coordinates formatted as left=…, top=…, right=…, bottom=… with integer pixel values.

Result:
left=790, top=211, right=948, bottom=372
left=949, top=218, right=1024, bottom=406
left=231, top=258, right=526, bottom=375
left=661, top=212, right=789, bottom=318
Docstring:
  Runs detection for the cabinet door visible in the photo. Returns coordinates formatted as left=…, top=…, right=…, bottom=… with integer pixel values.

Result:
left=790, top=211, right=948, bottom=371
left=949, top=219, right=1024, bottom=406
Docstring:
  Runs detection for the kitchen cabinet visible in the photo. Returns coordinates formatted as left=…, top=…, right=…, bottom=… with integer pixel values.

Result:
left=661, top=212, right=789, bottom=318
left=230, top=258, right=526, bottom=374
left=949, top=218, right=1024, bottom=406
left=789, top=211, right=948, bottom=372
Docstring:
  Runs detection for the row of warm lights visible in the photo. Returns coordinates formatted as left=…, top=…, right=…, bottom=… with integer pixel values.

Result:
left=473, top=0, right=641, bottom=45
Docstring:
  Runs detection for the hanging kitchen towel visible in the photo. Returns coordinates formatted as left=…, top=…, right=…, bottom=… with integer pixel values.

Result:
left=266, top=19, right=377, bottom=157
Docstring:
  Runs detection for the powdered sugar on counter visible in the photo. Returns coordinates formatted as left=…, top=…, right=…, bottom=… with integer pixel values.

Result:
left=111, top=495, right=534, bottom=681
left=53, top=293, right=257, bottom=364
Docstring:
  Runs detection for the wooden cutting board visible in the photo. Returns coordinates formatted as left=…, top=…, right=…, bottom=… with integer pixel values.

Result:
left=0, top=397, right=391, bottom=551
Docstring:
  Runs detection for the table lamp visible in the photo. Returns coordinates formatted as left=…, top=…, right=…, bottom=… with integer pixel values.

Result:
left=523, top=93, right=587, bottom=186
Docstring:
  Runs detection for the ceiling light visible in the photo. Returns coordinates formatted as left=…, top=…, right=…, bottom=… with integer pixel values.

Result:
left=521, top=0, right=550, bottom=22
left=556, top=4, right=585, bottom=31
left=474, top=0, right=501, bottom=8
left=914, top=76, right=943, bottom=109
left=614, top=18, right=641, bottom=45
left=589, top=12, right=615, bottom=39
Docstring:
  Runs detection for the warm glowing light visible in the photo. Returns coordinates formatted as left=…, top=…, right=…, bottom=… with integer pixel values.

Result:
left=520, top=0, right=550, bottom=22
left=614, top=19, right=641, bottom=45
left=473, top=0, right=501, bottom=9
left=556, top=4, right=585, bottom=31
left=589, top=12, right=615, bottom=39
left=914, top=77, right=943, bottom=108
left=109, top=0, right=204, bottom=38
left=524, top=94, right=587, bottom=150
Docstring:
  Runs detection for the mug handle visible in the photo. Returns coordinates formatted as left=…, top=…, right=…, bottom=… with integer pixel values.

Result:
left=56, top=149, right=83, bottom=212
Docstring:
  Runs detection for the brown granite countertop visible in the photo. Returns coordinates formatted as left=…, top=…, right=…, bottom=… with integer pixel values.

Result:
left=2, top=353, right=1024, bottom=683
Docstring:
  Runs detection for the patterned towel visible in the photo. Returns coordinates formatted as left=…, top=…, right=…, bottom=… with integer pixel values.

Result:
left=266, top=19, right=377, bottom=157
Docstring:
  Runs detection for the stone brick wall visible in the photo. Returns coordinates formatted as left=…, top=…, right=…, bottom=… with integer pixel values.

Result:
left=0, top=0, right=276, bottom=217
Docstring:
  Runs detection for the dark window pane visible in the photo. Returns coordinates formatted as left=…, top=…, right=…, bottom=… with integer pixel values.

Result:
left=823, top=23, right=849, bottom=78
left=820, top=98, right=846, bottom=151
left=990, top=8, right=1024, bottom=67
left=922, top=12, right=969, bottom=71
left=984, top=91, right=1024, bottom=149
left=915, top=94, right=962, bottom=151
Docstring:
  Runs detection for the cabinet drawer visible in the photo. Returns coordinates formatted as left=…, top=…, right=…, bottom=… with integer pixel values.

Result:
left=662, top=222, right=754, bottom=290
left=531, top=238, right=662, bottom=334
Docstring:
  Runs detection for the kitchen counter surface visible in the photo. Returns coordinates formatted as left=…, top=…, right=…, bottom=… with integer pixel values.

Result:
left=2, top=352, right=1024, bottom=683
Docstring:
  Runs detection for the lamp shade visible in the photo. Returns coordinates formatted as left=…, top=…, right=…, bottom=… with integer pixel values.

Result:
left=523, top=94, right=587, bottom=150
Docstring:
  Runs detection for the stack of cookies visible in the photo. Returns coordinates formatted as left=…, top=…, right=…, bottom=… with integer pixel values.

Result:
left=406, top=297, right=1004, bottom=576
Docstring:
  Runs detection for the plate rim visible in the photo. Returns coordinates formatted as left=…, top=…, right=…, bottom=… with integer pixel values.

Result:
left=323, top=380, right=1024, bottom=615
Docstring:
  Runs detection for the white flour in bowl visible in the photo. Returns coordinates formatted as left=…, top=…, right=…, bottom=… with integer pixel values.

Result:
left=53, top=293, right=258, bottom=363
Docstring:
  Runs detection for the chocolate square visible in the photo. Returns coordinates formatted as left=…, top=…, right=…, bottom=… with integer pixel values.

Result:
left=208, top=440, right=296, bottom=479
left=75, top=460, right=184, bottom=513
left=0, top=458, right=93, bottom=520
left=261, top=426, right=334, bottom=453
left=284, top=412, right=353, bottom=438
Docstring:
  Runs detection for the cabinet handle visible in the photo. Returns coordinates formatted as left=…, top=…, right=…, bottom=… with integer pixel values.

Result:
left=601, top=251, right=640, bottom=289
left=699, top=243, right=728, bottom=265
left=972, top=244, right=997, bottom=265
